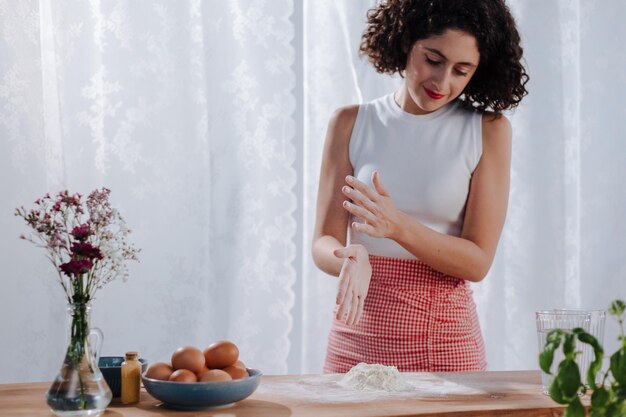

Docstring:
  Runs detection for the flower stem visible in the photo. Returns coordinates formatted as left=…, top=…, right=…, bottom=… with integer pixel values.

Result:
left=69, top=302, right=89, bottom=409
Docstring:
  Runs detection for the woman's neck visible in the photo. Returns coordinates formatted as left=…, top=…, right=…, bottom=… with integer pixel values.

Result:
left=393, top=85, right=429, bottom=115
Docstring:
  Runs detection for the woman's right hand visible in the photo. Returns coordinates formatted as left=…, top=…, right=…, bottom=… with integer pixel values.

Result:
left=334, top=244, right=372, bottom=325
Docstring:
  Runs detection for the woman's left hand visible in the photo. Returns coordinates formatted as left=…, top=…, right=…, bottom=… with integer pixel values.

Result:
left=342, top=171, right=401, bottom=239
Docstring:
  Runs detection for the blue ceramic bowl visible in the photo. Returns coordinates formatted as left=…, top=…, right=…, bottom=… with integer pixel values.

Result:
left=142, top=368, right=262, bottom=410
left=99, top=356, right=148, bottom=397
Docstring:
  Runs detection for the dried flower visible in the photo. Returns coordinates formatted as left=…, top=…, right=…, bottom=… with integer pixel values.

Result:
left=60, top=259, right=94, bottom=277
left=15, top=188, right=140, bottom=304
left=71, top=224, right=92, bottom=241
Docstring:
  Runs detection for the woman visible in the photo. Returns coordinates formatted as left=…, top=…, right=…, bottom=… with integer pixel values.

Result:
left=312, top=0, right=529, bottom=373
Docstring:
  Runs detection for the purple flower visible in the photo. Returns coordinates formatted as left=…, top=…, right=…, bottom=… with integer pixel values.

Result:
left=60, top=259, right=93, bottom=277
left=53, top=191, right=84, bottom=214
left=70, top=242, right=103, bottom=260
left=71, top=224, right=92, bottom=241
left=16, top=187, right=139, bottom=304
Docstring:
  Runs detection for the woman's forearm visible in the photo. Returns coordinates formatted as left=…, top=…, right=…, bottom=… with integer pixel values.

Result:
left=392, top=211, right=492, bottom=282
left=312, top=235, right=346, bottom=277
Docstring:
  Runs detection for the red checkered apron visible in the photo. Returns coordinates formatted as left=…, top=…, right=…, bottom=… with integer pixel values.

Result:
left=324, top=255, right=487, bottom=373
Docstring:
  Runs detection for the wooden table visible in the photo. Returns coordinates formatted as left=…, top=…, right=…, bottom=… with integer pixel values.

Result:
left=0, top=370, right=571, bottom=416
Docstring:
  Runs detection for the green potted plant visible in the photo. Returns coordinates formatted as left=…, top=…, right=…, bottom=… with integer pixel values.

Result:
left=540, top=300, right=626, bottom=417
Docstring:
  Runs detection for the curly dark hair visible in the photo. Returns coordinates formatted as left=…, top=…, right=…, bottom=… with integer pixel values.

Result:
left=360, top=0, right=529, bottom=113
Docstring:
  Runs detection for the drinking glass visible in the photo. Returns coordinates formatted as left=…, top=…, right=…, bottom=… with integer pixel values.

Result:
left=535, top=309, right=605, bottom=395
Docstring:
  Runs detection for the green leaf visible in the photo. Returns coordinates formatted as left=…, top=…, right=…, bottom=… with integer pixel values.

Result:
left=608, top=300, right=626, bottom=318
left=591, top=387, right=609, bottom=408
left=619, top=348, right=626, bottom=385
left=578, top=332, right=604, bottom=389
left=549, top=375, right=567, bottom=405
left=610, top=348, right=626, bottom=386
left=563, top=397, right=585, bottom=417
left=613, top=384, right=626, bottom=398
left=563, top=333, right=576, bottom=357
left=577, top=331, right=600, bottom=349
left=540, top=348, right=555, bottom=374
left=558, top=359, right=582, bottom=398
left=606, top=402, right=626, bottom=417
left=547, top=329, right=565, bottom=345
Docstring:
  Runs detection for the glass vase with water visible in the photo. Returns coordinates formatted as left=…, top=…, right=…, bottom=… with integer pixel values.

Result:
left=46, top=303, right=112, bottom=417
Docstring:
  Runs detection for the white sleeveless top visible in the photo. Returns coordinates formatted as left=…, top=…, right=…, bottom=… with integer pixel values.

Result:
left=348, top=93, right=483, bottom=259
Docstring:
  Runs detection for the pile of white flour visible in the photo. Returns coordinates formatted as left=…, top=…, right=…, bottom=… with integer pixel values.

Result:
left=338, top=362, right=412, bottom=392
left=256, top=369, right=485, bottom=403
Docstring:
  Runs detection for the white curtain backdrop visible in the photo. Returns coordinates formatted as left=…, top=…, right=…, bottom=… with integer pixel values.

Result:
left=1, top=0, right=626, bottom=384
left=0, top=0, right=296, bottom=382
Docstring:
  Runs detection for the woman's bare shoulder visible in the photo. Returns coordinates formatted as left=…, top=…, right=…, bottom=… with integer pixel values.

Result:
left=481, top=112, right=512, bottom=141
left=327, top=104, right=360, bottom=142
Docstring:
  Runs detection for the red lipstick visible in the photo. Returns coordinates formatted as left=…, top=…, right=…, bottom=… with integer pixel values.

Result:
left=424, top=87, right=445, bottom=100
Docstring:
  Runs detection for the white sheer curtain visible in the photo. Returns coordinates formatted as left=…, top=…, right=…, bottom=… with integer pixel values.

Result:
left=0, top=0, right=295, bottom=382
left=302, top=0, right=626, bottom=373
left=2, top=0, right=626, bottom=384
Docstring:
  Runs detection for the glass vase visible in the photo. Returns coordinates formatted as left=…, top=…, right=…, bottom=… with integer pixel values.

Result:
left=46, top=303, right=112, bottom=417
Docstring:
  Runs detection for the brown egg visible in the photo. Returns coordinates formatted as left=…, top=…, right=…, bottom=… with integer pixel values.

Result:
left=168, top=369, right=197, bottom=382
left=196, top=367, right=210, bottom=380
left=171, top=346, right=205, bottom=374
left=144, top=362, right=174, bottom=381
left=222, top=365, right=248, bottom=380
left=234, top=360, right=246, bottom=370
left=198, top=369, right=232, bottom=382
left=203, top=340, right=239, bottom=369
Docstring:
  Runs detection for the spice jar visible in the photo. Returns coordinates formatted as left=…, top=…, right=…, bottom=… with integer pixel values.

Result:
left=121, top=351, right=141, bottom=404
